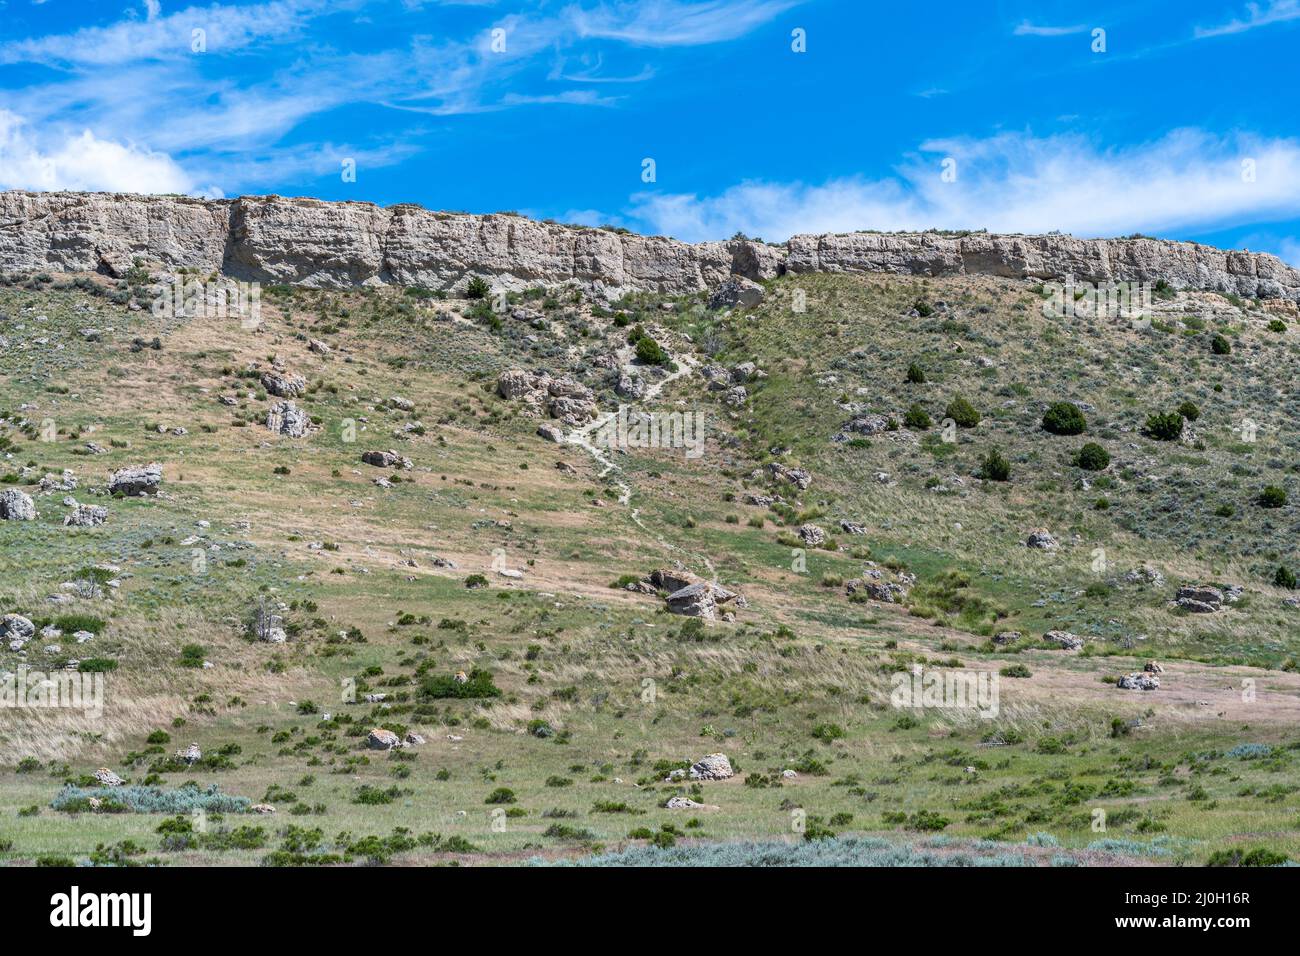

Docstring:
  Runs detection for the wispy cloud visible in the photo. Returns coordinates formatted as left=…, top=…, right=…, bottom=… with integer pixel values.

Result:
left=569, top=0, right=800, bottom=47
left=0, top=0, right=352, bottom=66
left=626, top=130, right=1300, bottom=242
left=0, top=0, right=794, bottom=194
left=1195, top=0, right=1300, bottom=38
left=1012, top=20, right=1089, bottom=37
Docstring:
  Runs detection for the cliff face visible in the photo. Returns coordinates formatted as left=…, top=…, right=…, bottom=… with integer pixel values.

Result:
left=2, top=190, right=1297, bottom=300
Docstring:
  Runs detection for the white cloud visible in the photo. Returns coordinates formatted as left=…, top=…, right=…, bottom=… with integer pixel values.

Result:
left=0, top=0, right=351, bottom=66
left=626, top=130, right=1300, bottom=242
left=1195, top=0, right=1300, bottom=38
left=569, top=0, right=801, bottom=47
left=1278, top=238, right=1300, bottom=267
left=1013, top=21, right=1089, bottom=37
left=0, top=109, right=199, bottom=193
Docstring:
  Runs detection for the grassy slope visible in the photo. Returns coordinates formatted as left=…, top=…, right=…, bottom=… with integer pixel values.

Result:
left=0, top=270, right=1298, bottom=867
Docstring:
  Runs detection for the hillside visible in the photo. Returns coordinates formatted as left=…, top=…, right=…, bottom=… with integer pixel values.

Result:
left=2, top=237, right=1300, bottom=867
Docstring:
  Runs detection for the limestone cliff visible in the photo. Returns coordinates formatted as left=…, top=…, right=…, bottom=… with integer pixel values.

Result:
left=1, top=190, right=1296, bottom=300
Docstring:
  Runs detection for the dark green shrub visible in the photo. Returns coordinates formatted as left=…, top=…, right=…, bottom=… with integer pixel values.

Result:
left=178, top=644, right=206, bottom=667
left=945, top=396, right=980, bottom=428
left=978, top=449, right=1011, bottom=482
left=903, top=404, right=931, bottom=430
left=1177, top=400, right=1200, bottom=421
left=905, top=362, right=926, bottom=384
left=465, top=276, right=490, bottom=300
left=1042, top=402, right=1086, bottom=435
left=1274, top=566, right=1297, bottom=590
left=420, top=668, right=502, bottom=700
left=1206, top=847, right=1289, bottom=867
left=1258, top=486, right=1288, bottom=508
left=634, top=335, right=669, bottom=366
left=1074, top=442, right=1110, bottom=471
left=1210, top=333, right=1231, bottom=355
left=1142, top=412, right=1184, bottom=441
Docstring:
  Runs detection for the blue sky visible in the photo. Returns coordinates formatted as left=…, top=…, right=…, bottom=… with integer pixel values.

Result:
left=1, top=0, right=1298, bottom=262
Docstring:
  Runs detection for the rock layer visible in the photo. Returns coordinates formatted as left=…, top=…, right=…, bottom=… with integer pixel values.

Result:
left=3, top=191, right=1298, bottom=300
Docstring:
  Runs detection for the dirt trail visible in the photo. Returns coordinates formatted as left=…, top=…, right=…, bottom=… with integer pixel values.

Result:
left=564, top=352, right=717, bottom=578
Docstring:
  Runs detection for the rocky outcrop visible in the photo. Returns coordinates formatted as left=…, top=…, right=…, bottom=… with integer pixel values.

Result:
left=108, top=464, right=162, bottom=496
left=1, top=614, right=35, bottom=650
left=266, top=400, right=311, bottom=438
left=1176, top=584, right=1226, bottom=613
left=260, top=370, right=306, bottom=399
left=1042, top=630, right=1085, bottom=651
left=367, top=728, right=401, bottom=750
left=64, top=503, right=108, bottom=527
left=783, top=231, right=1300, bottom=302
left=688, top=753, right=735, bottom=781
left=361, top=450, right=412, bottom=469
left=4, top=191, right=1298, bottom=301
left=0, top=488, right=37, bottom=521
left=1117, top=672, right=1160, bottom=691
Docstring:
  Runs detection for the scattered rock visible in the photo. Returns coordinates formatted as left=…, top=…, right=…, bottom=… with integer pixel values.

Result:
left=1121, top=566, right=1165, bottom=588
left=846, top=579, right=909, bottom=603
left=1042, top=630, right=1084, bottom=651
left=839, top=520, right=867, bottom=535
left=175, top=743, right=202, bottom=765
left=361, top=450, right=412, bottom=469
left=537, top=423, right=564, bottom=443
left=768, top=462, right=811, bottom=491
left=615, top=371, right=645, bottom=400
left=63, top=503, right=108, bottom=527
left=260, top=370, right=306, bottom=398
left=1117, top=673, right=1160, bottom=691
left=708, top=276, right=765, bottom=310
left=93, top=768, right=124, bottom=787
left=1, top=614, right=35, bottom=650
left=665, top=796, right=716, bottom=809
left=1176, top=584, right=1225, bottom=613
left=797, top=523, right=826, bottom=547
left=842, top=414, right=891, bottom=437
left=992, top=631, right=1022, bottom=645
left=108, top=463, right=163, bottom=496
left=0, top=488, right=37, bottom=521
left=688, top=753, right=734, bottom=780
left=266, top=400, right=312, bottom=437
left=1025, top=528, right=1059, bottom=551
left=367, top=728, right=401, bottom=750
left=666, top=582, right=722, bottom=619
left=1144, top=660, right=1164, bottom=674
